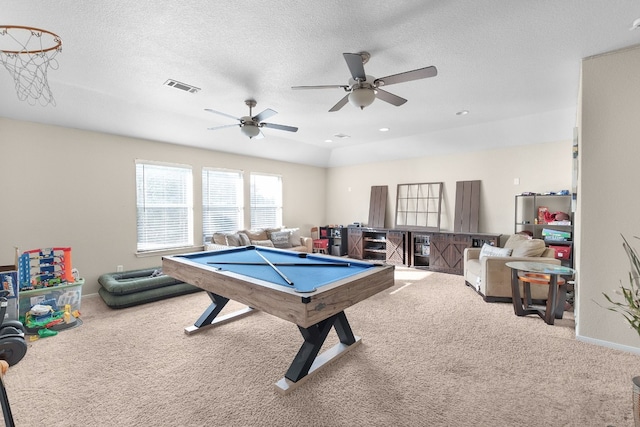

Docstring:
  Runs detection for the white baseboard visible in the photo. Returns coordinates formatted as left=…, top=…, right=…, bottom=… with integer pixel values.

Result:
left=576, top=333, right=640, bottom=355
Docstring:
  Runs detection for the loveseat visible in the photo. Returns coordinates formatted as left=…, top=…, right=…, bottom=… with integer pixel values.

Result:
left=463, top=234, right=561, bottom=302
left=206, top=227, right=313, bottom=253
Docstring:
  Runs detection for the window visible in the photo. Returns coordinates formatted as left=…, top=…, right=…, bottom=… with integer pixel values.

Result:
left=136, top=161, right=193, bottom=251
left=202, top=168, right=244, bottom=235
left=250, top=173, right=282, bottom=229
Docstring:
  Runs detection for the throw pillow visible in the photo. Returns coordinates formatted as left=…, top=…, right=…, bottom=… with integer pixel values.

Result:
left=510, top=239, right=546, bottom=257
left=251, top=239, right=275, bottom=248
left=225, top=233, right=241, bottom=247
left=244, top=229, right=268, bottom=241
left=283, top=227, right=302, bottom=247
left=269, top=230, right=292, bottom=249
left=504, top=233, right=529, bottom=250
left=237, top=232, right=251, bottom=246
left=479, top=243, right=512, bottom=259
left=212, top=233, right=228, bottom=246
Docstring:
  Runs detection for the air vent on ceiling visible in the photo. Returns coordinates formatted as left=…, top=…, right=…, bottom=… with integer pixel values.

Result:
left=163, top=79, right=200, bottom=94
left=333, top=133, right=351, bottom=139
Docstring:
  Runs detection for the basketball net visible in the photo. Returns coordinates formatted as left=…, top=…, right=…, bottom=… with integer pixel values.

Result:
left=0, top=26, right=62, bottom=106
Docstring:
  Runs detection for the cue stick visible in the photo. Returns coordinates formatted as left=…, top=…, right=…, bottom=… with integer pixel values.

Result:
left=255, top=250, right=294, bottom=286
left=206, top=261, right=350, bottom=267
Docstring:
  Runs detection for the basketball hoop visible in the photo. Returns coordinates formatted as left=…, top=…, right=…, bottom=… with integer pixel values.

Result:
left=0, top=25, right=62, bottom=106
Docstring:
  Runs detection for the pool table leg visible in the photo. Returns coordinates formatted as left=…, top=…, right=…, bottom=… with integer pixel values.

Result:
left=284, top=311, right=358, bottom=383
left=184, top=292, right=255, bottom=335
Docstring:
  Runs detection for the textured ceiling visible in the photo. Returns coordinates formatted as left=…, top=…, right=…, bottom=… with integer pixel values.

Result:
left=2, top=1, right=640, bottom=167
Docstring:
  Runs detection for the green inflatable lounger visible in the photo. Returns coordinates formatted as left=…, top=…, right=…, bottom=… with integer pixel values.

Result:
left=98, top=267, right=202, bottom=308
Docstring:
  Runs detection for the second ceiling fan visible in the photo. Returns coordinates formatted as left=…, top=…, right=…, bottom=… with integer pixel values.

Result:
left=292, top=51, right=437, bottom=112
left=205, top=100, right=298, bottom=139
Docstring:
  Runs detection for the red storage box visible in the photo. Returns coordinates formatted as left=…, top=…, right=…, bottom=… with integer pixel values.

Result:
left=550, top=245, right=571, bottom=259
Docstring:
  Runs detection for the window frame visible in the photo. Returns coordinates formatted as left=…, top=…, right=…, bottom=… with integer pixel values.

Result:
left=202, top=167, right=244, bottom=237
left=249, top=172, right=283, bottom=230
left=135, top=160, right=194, bottom=253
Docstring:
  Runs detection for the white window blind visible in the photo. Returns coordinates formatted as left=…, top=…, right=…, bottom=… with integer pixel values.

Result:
left=136, top=161, right=193, bottom=251
left=202, top=168, right=244, bottom=235
left=250, top=173, right=282, bottom=229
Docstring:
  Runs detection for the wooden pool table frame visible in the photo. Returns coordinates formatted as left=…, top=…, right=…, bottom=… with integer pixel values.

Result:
left=162, top=248, right=395, bottom=394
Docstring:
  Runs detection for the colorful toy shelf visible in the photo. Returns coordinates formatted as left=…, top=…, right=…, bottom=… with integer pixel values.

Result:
left=18, top=247, right=74, bottom=290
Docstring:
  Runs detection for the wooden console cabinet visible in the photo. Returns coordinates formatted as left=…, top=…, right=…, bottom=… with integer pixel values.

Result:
left=411, top=231, right=500, bottom=275
left=347, top=227, right=409, bottom=266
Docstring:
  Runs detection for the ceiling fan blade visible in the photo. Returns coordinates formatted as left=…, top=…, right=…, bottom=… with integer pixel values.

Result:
left=329, top=94, right=350, bottom=112
left=253, top=108, right=277, bottom=123
left=204, top=108, right=241, bottom=121
left=207, top=124, right=241, bottom=131
left=375, top=88, right=407, bottom=106
left=291, top=85, right=349, bottom=90
left=262, top=122, right=298, bottom=132
left=343, top=53, right=366, bottom=81
left=374, top=66, right=438, bottom=87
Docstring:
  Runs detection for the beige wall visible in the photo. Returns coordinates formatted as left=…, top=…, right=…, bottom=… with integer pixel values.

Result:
left=577, top=44, right=640, bottom=350
left=326, top=142, right=573, bottom=236
left=0, top=118, right=326, bottom=295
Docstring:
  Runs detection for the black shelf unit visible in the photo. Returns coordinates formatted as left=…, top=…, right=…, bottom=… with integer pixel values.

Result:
left=320, top=226, right=348, bottom=257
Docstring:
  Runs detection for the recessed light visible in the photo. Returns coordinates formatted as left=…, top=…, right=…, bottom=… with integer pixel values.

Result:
left=324, top=139, right=333, bottom=143
left=333, top=133, right=351, bottom=139
left=456, top=110, right=469, bottom=116
left=379, top=127, right=390, bottom=132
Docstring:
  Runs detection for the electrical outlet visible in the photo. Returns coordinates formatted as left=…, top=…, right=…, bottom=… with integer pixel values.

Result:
left=116, top=265, right=124, bottom=272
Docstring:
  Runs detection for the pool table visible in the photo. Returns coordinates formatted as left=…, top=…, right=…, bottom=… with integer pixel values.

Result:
left=162, top=245, right=395, bottom=394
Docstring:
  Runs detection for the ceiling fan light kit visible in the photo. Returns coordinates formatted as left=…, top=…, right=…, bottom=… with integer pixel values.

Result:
left=240, top=124, right=261, bottom=138
left=206, top=99, right=298, bottom=140
left=292, top=51, right=437, bottom=112
left=349, top=87, right=377, bottom=109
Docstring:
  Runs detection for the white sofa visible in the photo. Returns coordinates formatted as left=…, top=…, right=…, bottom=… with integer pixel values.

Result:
left=206, top=227, right=312, bottom=253
left=463, top=234, right=561, bottom=302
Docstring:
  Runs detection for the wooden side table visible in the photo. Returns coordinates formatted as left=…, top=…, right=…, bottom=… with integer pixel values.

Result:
left=505, top=261, right=575, bottom=325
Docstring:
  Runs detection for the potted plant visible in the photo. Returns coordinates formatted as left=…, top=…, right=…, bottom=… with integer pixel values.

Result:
left=602, top=234, right=640, bottom=426
left=603, top=235, right=640, bottom=335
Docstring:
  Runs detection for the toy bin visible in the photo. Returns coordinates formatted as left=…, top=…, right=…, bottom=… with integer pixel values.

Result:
left=18, top=278, right=84, bottom=321
left=0, top=266, right=19, bottom=321
left=549, top=245, right=572, bottom=260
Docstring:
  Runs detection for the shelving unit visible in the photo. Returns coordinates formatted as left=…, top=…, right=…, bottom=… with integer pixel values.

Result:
left=362, top=229, right=387, bottom=262
left=514, top=194, right=574, bottom=267
left=412, top=233, right=431, bottom=268
left=320, top=226, right=348, bottom=256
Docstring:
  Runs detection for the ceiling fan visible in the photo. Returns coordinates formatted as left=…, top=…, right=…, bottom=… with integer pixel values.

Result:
left=292, top=51, right=437, bottom=112
left=205, top=99, right=298, bottom=139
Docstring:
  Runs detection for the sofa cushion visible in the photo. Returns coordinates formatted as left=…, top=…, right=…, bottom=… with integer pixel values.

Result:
left=285, top=228, right=302, bottom=247
left=237, top=232, right=251, bottom=246
left=225, top=232, right=242, bottom=246
left=243, top=229, right=269, bottom=241
left=479, top=243, right=512, bottom=259
left=504, top=234, right=529, bottom=250
left=510, top=239, right=547, bottom=257
left=212, top=232, right=228, bottom=246
left=251, top=239, right=275, bottom=248
left=212, top=232, right=242, bottom=246
left=269, top=230, right=292, bottom=249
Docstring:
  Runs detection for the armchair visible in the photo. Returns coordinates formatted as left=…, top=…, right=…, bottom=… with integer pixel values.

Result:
left=463, top=235, right=561, bottom=302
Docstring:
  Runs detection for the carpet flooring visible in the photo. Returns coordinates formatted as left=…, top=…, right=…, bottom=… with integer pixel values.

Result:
left=4, top=268, right=639, bottom=426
